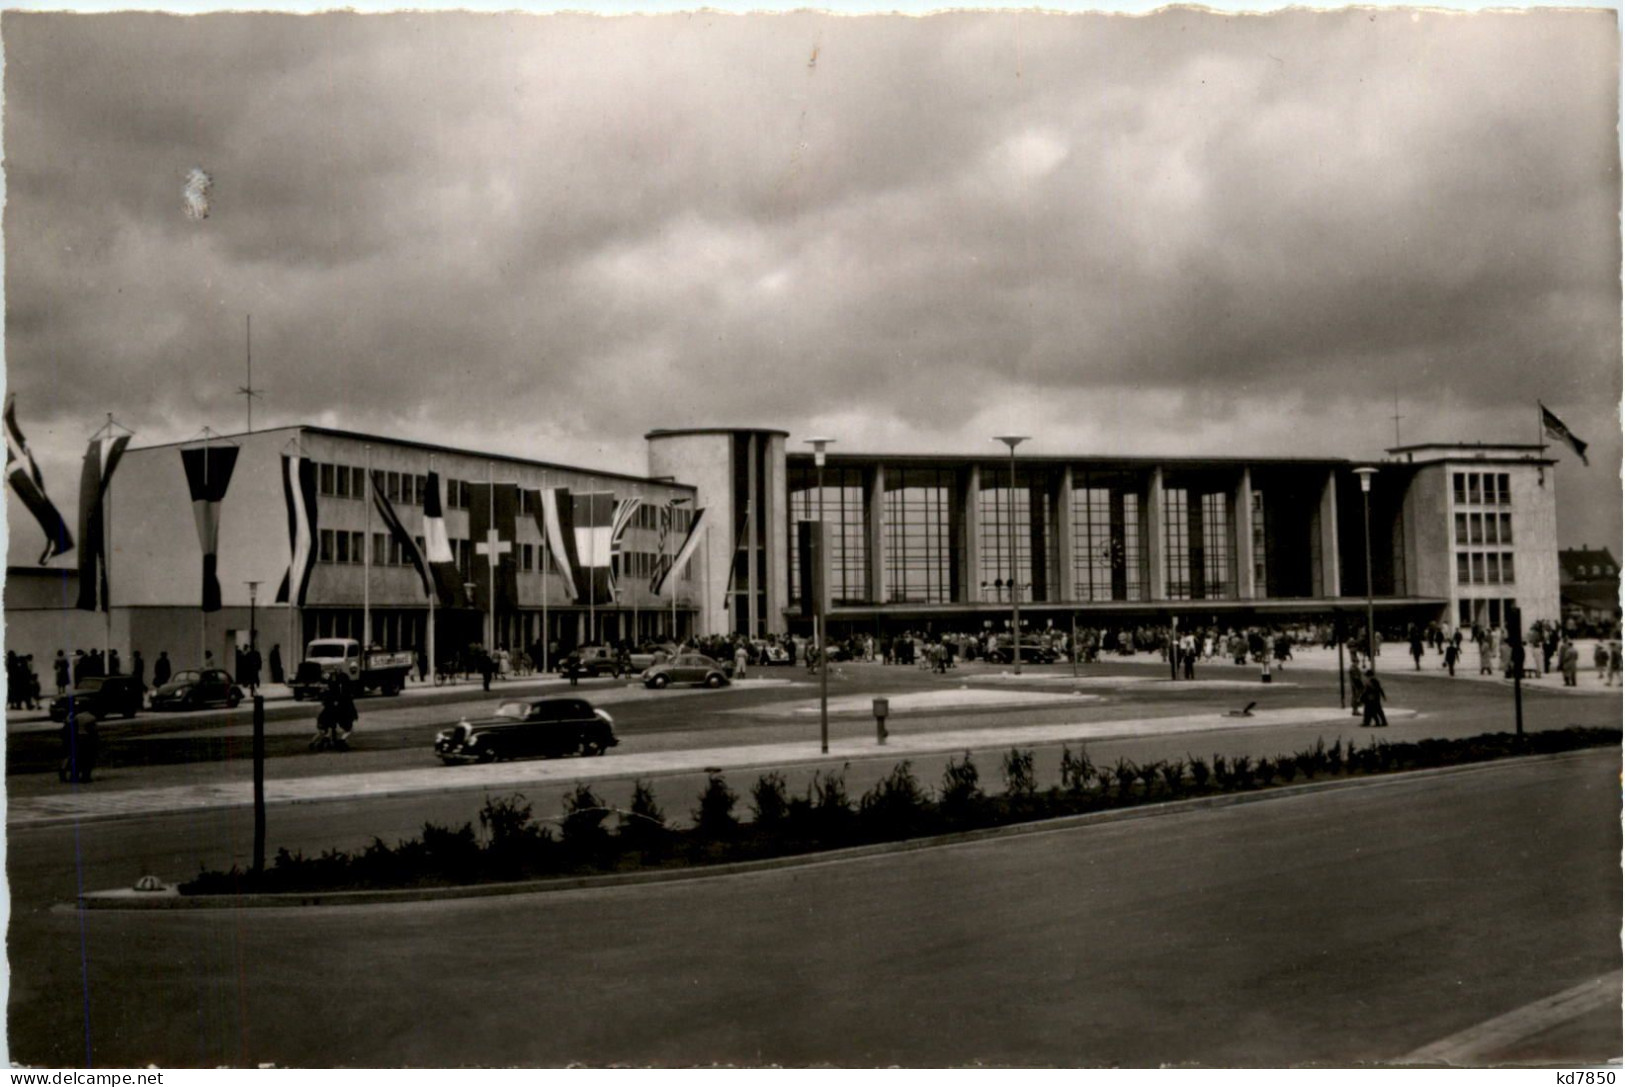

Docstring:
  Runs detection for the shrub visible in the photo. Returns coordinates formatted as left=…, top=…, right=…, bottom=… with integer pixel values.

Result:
left=1231, top=754, right=1253, bottom=789
left=1187, top=754, right=1211, bottom=791
left=479, top=793, right=536, bottom=849
left=1060, top=744, right=1095, bottom=794
left=1135, top=761, right=1162, bottom=799
left=693, top=772, right=740, bottom=839
left=802, top=766, right=856, bottom=841
left=1211, top=754, right=1230, bottom=790
left=619, top=779, right=671, bottom=859
left=561, top=783, right=612, bottom=861
left=1113, top=759, right=1138, bottom=800
left=1254, top=757, right=1276, bottom=788
left=940, top=752, right=983, bottom=821
left=1327, top=738, right=1344, bottom=775
left=859, top=761, right=929, bottom=839
left=1159, top=759, right=1186, bottom=796
left=1002, top=749, right=1037, bottom=803
left=1276, top=756, right=1299, bottom=784
left=749, top=771, right=791, bottom=830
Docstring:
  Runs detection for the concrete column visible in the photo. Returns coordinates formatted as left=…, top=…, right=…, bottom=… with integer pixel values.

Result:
left=1146, top=467, right=1166, bottom=601
left=963, top=465, right=982, bottom=602
left=764, top=434, right=787, bottom=635
left=1235, top=467, right=1256, bottom=600
left=868, top=463, right=887, bottom=605
left=746, top=433, right=758, bottom=638
left=1320, top=468, right=1342, bottom=598
left=1055, top=466, right=1076, bottom=602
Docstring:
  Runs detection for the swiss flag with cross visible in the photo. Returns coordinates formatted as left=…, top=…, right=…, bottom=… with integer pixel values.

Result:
left=468, top=482, right=520, bottom=615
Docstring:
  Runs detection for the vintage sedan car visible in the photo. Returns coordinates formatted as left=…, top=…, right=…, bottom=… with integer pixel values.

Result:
left=985, top=639, right=1059, bottom=666
left=149, top=668, right=244, bottom=711
left=641, top=653, right=731, bottom=689
left=49, top=675, right=146, bottom=722
left=628, top=642, right=679, bottom=671
left=434, top=698, right=618, bottom=763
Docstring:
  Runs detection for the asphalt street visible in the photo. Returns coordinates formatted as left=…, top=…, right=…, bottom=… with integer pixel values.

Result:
left=6, top=749, right=1617, bottom=1067
left=7, top=649, right=1620, bottom=1066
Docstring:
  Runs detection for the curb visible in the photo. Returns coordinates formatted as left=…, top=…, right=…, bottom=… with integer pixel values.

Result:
left=73, top=746, right=1610, bottom=912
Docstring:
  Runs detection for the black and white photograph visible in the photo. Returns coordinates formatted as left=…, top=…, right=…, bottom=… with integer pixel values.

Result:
left=2, top=2, right=1620, bottom=1069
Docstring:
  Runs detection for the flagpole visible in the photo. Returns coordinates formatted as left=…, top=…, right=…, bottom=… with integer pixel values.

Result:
left=427, top=455, right=436, bottom=686
left=541, top=473, right=549, bottom=674
left=484, top=461, right=490, bottom=649
left=201, top=428, right=210, bottom=669
left=102, top=414, right=113, bottom=670
left=594, top=490, right=601, bottom=643
left=362, top=445, right=372, bottom=649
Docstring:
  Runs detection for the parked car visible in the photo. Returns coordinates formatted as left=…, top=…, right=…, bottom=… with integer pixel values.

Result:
left=149, top=669, right=244, bottom=711
left=985, top=639, right=1059, bottom=666
left=641, top=653, right=731, bottom=689
left=628, top=642, right=679, bottom=671
left=434, top=698, right=618, bottom=763
left=567, top=645, right=631, bottom=678
left=48, top=675, right=146, bottom=722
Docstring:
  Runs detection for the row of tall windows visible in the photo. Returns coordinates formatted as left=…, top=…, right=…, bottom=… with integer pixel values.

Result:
left=1457, top=551, right=1516, bottom=585
left=884, top=471, right=956, bottom=604
left=1458, top=597, right=1518, bottom=628
left=978, top=483, right=1049, bottom=602
left=1162, top=488, right=1232, bottom=600
left=788, top=468, right=869, bottom=605
left=1455, top=512, right=1514, bottom=547
left=1068, top=487, right=1143, bottom=602
left=1454, top=471, right=1512, bottom=507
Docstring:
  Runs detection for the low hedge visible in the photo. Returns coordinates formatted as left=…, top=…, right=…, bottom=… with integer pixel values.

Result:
left=180, top=727, right=1619, bottom=896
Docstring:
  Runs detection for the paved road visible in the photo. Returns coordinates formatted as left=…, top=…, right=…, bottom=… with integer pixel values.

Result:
left=8, top=749, right=1617, bottom=1067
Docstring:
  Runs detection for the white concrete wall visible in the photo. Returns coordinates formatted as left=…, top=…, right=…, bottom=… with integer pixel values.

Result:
left=647, top=432, right=735, bottom=636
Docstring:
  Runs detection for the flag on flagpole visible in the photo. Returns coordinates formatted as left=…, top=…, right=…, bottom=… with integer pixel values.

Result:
left=536, top=487, right=582, bottom=603
left=75, top=433, right=130, bottom=612
left=573, top=492, right=622, bottom=606
left=468, top=482, right=520, bottom=614
left=423, top=471, right=466, bottom=608
left=653, top=507, right=707, bottom=597
left=181, top=444, right=240, bottom=612
left=649, top=503, right=674, bottom=593
left=275, top=454, right=319, bottom=606
left=1540, top=403, right=1590, bottom=466
left=370, top=469, right=433, bottom=598
left=4, top=395, right=73, bottom=564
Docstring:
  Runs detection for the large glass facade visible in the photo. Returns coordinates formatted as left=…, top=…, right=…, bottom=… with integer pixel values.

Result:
left=788, top=466, right=869, bottom=605
left=1069, top=477, right=1142, bottom=602
left=1163, top=489, right=1191, bottom=600
left=978, top=473, right=1051, bottom=602
left=1202, top=492, right=1231, bottom=599
left=884, top=469, right=958, bottom=604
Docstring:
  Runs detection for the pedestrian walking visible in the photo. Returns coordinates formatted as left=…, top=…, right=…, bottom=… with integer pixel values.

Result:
left=734, top=642, right=749, bottom=680
left=1409, top=628, right=1424, bottom=671
left=1360, top=670, right=1388, bottom=728
left=54, top=651, right=69, bottom=696
left=108, top=648, right=121, bottom=676
left=1560, top=639, right=1579, bottom=687
left=1443, top=640, right=1459, bottom=677
left=269, top=644, right=284, bottom=685
left=1609, top=641, right=1622, bottom=687
left=131, top=650, right=145, bottom=691
left=153, top=651, right=172, bottom=689
left=1348, top=666, right=1365, bottom=717
left=59, top=706, right=99, bottom=783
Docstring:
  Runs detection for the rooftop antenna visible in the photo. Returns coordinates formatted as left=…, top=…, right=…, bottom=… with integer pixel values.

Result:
left=1391, top=379, right=1403, bottom=447
left=236, top=314, right=264, bottom=433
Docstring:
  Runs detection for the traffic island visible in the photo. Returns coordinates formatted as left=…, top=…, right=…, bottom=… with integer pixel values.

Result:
left=79, top=726, right=1620, bottom=910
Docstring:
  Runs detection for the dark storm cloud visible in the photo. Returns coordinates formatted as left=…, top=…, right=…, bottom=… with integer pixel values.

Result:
left=3, top=8, right=1620, bottom=561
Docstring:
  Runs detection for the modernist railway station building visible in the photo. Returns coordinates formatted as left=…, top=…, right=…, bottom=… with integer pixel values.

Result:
left=6, top=424, right=1560, bottom=671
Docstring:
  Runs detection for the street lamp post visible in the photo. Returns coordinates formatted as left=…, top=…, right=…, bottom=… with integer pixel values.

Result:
left=1353, top=467, right=1379, bottom=671
left=806, top=436, right=835, bottom=755
left=245, top=581, right=259, bottom=654
left=464, top=581, right=478, bottom=677
left=993, top=436, right=1030, bottom=675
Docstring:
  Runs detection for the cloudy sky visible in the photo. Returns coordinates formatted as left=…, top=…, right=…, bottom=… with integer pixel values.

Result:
left=3, top=9, right=1620, bottom=567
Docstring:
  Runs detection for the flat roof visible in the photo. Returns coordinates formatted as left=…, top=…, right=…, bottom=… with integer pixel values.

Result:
left=126, top=424, right=697, bottom=491
left=645, top=427, right=791, bottom=440
left=785, top=451, right=1350, bottom=469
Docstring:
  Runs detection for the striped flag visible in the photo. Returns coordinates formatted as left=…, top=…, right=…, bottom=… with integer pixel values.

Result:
left=653, top=507, right=707, bottom=597
left=274, top=454, right=319, bottom=606
left=180, top=444, right=240, bottom=612
left=1540, top=403, right=1590, bottom=466
left=423, top=471, right=466, bottom=608
left=75, top=432, right=130, bottom=612
left=535, top=487, right=582, bottom=603
left=371, top=469, right=433, bottom=598
left=3, top=395, right=73, bottom=564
